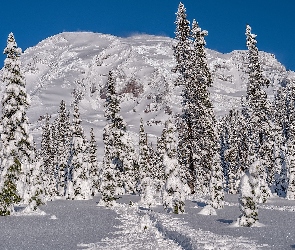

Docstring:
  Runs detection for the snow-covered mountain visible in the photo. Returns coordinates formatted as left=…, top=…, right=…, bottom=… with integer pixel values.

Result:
left=2, top=32, right=291, bottom=159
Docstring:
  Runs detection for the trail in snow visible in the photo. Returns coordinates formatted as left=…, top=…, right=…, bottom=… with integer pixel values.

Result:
left=1, top=194, right=295, bottom=249
left=78, top=203, right=182, bottom=250
left=79, top=196, right=267, bottom=250
left=150, top=211, right=267, bottom=250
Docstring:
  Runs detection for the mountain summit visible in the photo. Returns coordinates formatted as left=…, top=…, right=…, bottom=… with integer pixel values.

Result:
left=1, top=32, right=290, bottom=156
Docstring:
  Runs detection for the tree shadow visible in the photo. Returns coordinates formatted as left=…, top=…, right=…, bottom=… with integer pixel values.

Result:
left=14, top=206, right=25, bottom=212
left=192, top=201, right=207, bottom=207
left=138, top=206, right=152, bottom=211
left=217, top=219, right=234, bottom=224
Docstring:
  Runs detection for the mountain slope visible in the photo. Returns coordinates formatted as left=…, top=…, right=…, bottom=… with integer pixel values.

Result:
left=1, top=32, right=291, bottom=159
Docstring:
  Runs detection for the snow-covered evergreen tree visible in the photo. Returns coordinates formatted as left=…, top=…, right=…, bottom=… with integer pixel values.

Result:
left=149, top=142, right=164, bottom=192
left=67, top=99, right=91, bottom=200
left=53, top=100, right=71, bottom=196
left=24, top=158, right=45, bottom=210
left=272, top=87, right=288, bottom=196
left=245, top=25, right=272, bottom=202
left=0, top=33, right=39, bottom=215
left=162, top=120, right=189, bottom=213
left=138, top=118, right=156, bottom=207
left=100, top=144, right=118, bottom=207
left=41, top=114, right=56, bottom=199
left=89, top=128, right=99, bottom=196
left=286, top=144, right=295, bottom=200
left=172, top=2, right=191, bottom=86
left=271, top=79, right=295, bottom=197
left=285, top=79, right=295, bottom=199
left=191, top=19, right=219, bottom=195
left=173, top=4, right=219, bottom=194
left=209, top=152, right=224, bottom=209
left=221, top=109, right=248, bottom=194
left=173, top=3, right=196, bottom=193
left=137, top=118, right=149, bottom=192
left=238, top=155, right=260, bottom=227
left=101, top=71, right=137, bottom=205
left=155, top=133, right=166, bottom=191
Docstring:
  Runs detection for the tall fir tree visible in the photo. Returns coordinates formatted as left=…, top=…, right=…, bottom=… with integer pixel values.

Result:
left=173, top=2, right=196, bottom=193
left=0, top=33, right=37, bottom=215
left=173, top=3, right=219, bottom=194
left=244, top=25, right=272, bottom=203
left=285, top=79, right=295, bottom=199
left=272, top=79, right=295, bottom=198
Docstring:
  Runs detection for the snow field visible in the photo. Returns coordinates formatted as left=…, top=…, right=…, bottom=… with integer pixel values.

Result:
left=1, top=193, right=295, bottom=249
left=79, top=195, right=273, bottom=250
left=0, top=198, right=119, bottom=250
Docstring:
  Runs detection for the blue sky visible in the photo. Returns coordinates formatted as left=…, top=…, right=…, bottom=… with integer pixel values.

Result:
left=1, top=1, right=295, bottom=70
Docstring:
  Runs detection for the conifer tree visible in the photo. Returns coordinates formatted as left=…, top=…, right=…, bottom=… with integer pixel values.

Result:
left=149, top=142, right=164, bottom=192
left=0, top=33, right=37, bottom=215
left=89, top=128, right=99, bottom=196
left=162, top=120, right=189, bottom=213
left=238, top=154, right=260, bottom=227
left=222, top=109, right=248, bottom=194
left=138, top=118, right=149, bottom=191
left=191, top=19, right=219, bottom=195
left=101, top=71, right=137, bottom=205
left=173, top=3, right=219, bottom=194
left=100, top=144, right=117, bottom=207
left=24, top=157, right=45, bottom=210
left=155, top=133, right=166, bottom=191
left=41, top=114, right=56, bottom=199
left=285, top=79, right=295, bottom=199
left=209, top=152, right=225, bottom=209
left=286, top=139, right=295, bottom=200
left=67, top=99, right=91, bottom=200
left=138, top=118, right=156, bottom=207
left=53, top=100, right=71, bottom=196
left=173, top=3, right=196, bottom=193
left=245, top=25, right=272, bottom=203
left=172, top=2, right=191, bottom=85
left=272, top=82, right=292, bottom=196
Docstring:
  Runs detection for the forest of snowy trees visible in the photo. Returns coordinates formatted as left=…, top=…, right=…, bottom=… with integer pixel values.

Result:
left=0, top=2, right=295, bottom=228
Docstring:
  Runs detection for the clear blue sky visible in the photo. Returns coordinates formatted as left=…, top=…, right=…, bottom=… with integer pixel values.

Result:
left=1, top=0, right=295, bottom=70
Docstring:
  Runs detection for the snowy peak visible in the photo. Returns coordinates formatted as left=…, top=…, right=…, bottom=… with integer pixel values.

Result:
left=1, top=31, right=291, bottom=151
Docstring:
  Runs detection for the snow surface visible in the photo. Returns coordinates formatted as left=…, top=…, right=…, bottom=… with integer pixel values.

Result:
left=1, top=194, right=295, bottom=249
left=0, top=198, right=119, bottom=250
left=79, top=195, right=295, bottom=250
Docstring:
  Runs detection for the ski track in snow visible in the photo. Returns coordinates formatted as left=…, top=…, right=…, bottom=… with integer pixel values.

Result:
left=78, top=202, right=267, bottom=250
left=150, top=211, right=267, bottom=250
left=78, top=203, right=182, bottom=250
